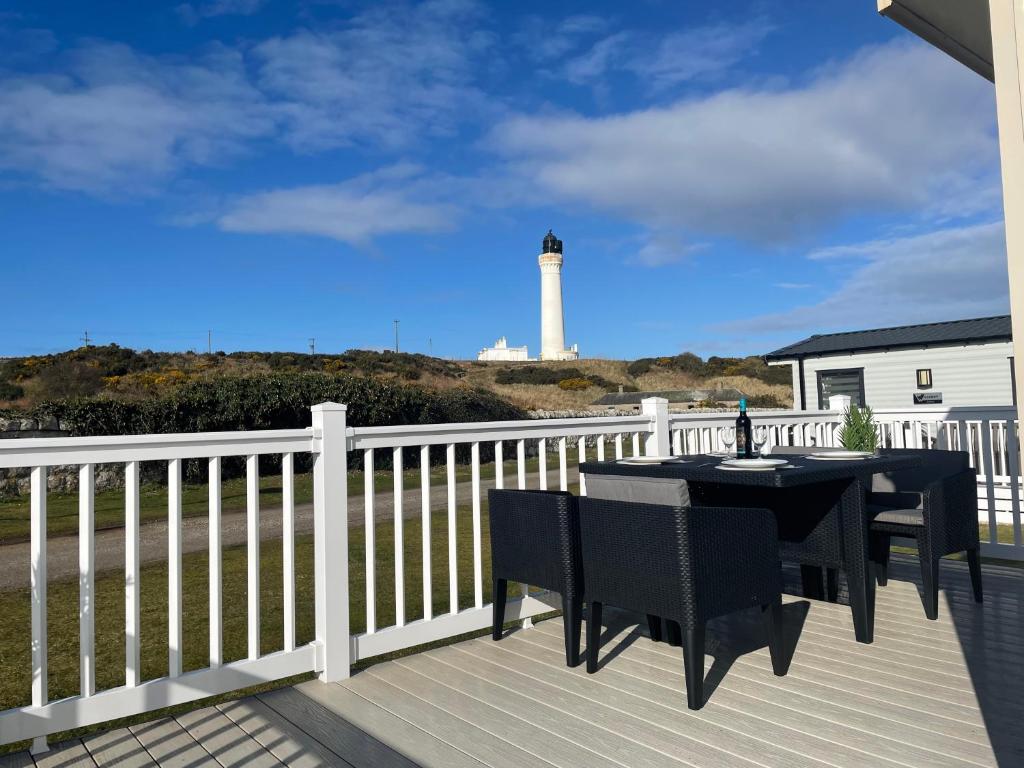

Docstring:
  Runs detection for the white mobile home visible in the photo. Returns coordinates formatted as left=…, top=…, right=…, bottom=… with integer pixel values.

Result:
left=766, top=316, right=1015, bottom=410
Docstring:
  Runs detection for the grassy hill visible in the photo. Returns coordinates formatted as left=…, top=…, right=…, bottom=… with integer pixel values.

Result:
left=0, top=345, right=792, bottom=413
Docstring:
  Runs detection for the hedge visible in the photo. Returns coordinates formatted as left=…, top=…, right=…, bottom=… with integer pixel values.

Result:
left=26, top=373, right=525, bottom=481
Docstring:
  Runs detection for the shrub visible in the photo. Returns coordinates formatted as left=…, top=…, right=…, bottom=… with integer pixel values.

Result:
left=838, top=405, right=878, bottom=452
left=557, top=378, right=592, bottom=391
left=746, top=393, right=786, bottom=409
left=0, top=381, right=24, bottom=400
left=495, top=366, right=616, bottom=390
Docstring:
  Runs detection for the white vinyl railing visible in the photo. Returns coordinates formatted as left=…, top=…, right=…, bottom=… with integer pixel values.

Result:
left=0, top=398, right=1019, bottom=752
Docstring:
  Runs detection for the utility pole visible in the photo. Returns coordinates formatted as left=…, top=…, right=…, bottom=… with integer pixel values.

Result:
left=80, top=331, right=91, bottom=348
left=428, top=337, right=433, bottom=357
left=393, top=320, right=400, bottom=353
left=207, top=330, right=212, bottom=354
left=309, top=338, right=315, bottom=355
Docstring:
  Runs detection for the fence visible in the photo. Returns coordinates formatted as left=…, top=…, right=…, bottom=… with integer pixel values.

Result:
left=0, top=399, right=1018, bottom=751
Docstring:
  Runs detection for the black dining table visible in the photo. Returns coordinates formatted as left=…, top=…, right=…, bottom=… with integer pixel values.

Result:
left=580, top=452, right=922, bottom=644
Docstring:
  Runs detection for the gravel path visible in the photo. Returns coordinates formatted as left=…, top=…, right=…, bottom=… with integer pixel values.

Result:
left=0, top=466, right=579, bottom=590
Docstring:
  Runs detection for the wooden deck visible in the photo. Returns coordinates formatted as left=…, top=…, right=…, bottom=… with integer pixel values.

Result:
left=5, top=557, right=1022, bottom=767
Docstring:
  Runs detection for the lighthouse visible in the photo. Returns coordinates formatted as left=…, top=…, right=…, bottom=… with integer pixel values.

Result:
left=539, top=230, right=579, bottom=361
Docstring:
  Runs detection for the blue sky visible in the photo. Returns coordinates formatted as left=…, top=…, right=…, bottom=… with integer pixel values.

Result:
left=0, top=0, right=1009, bottom=359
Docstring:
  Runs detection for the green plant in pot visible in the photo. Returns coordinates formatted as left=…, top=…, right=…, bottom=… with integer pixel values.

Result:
left=838, top=405, right=879, bottom=453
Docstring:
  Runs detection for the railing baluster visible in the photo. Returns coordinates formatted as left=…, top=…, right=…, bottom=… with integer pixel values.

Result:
left=471, top=442, right=483, bottom=609
left=125, top=460, right=140, bottom=687
left=246, top=454, right=260, bottom=660
left=597, top=435, right=606, bottom=461
left=672, top=429, right=682, bottom=456
left=79, top=463, right=94, bottom=698
left=364, top=448, right=375, bottom=634
left=615, top=433, right=623, bottom=460
left=632, top=432, right=641, bottom=456
left=538, top=438, right=548, bottom=490
left=558, top=437, right=568, bottom=491
left=209, top=457, right=222, bottom=667
left=1007, top=419, right=1022, bottom=547
left=30, top=467, right=47, bottom=740
left=516, top=439, right=526, bottom=489
left=494, top=440, right=503, bottom=490
left=282, top=452, right=296, bottom=652
left=447, top=443, right=457, bottom=615
left=577, top=436, right=586, bottom=496
left=168, top=458, right=182, bottom=678
left=394, top=446, right=405, bottom=628
left=980, top=421, right=998, bottom=545
left=421, top=445, right=432, bottom=621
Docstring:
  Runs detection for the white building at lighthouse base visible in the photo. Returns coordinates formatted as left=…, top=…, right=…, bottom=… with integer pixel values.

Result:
left=477, top=337, right=532, bottom=362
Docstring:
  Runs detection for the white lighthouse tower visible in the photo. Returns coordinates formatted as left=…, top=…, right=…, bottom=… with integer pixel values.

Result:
left=539, top=229, right=579, bottom=361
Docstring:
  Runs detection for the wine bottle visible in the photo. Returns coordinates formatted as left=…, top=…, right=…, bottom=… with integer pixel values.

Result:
left=735, top=399, right=752, bottom=458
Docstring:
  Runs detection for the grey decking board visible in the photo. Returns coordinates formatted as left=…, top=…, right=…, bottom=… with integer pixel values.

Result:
left=344, top=671, right=559, bottom=768
left=218, top=697, right=353, bottom=768
left=482, top=630, right=996, bottom=767
left=365, top=662, right=627, bottom=768
left=485, top=631, right=913, bottom=768
left=423, top=644, right=777, bottom=768
left=518, top=624, right=991, bottom=768
left=295, top=682, right=486, bottom=768
left=130, top=717, right=216, bottom=767
left=400, top=651, right=703, bottom=768
left=0, top=751, right=33, bottom=768
left=175, top=707, right=282, bottom=768
left=32, top=739, right=97, bottom=768
left=81, top=727, right=154, bottom=767
left=259, top=686, right=415, bottom=768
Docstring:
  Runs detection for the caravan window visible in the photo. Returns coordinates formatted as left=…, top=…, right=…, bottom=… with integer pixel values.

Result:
left=817, top=368, right=865, bottom=409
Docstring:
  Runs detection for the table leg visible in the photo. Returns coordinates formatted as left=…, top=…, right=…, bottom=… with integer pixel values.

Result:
left=841, top=478, right=875, bottom=644
left=800, top=565, right=824, bottom=600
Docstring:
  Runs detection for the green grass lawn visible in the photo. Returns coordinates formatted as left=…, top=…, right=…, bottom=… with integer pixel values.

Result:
left=0, top=455, right=571, bottom=543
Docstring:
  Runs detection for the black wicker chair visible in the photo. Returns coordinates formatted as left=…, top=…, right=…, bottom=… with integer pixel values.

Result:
left=868, top=449, right=981, bottom=619
left=488, top=489, right=583, bottom=666
left=578, top=497, right=788, bottom=709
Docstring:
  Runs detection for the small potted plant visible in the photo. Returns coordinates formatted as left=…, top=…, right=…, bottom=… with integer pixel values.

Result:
left=838, top=405, right=879, bottom=453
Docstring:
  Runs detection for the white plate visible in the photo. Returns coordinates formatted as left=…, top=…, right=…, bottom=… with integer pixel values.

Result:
left=618, top=456, right=687, bottom=465
left=716, top=464, right=793, bottom=472
left=722, top=457, right=788, bottom=468
left=706, top=451, right=731, bottom=458
left=804, top=453, right=871, bottom=461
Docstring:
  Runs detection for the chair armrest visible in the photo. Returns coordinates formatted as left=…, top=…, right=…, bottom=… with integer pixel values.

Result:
left=922, top=467, right=979, bottom=555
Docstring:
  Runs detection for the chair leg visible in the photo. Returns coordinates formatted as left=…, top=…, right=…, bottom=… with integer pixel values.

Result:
left=870, top=533, right=890, bottom=586
left=762, top=598, right=788, bottom=676
left=681, top=625, right=706, bottom=710
left=646, top=614, right=663, bottom=642
left=561, top=594, right=582, bottom=667
left=967, top=548, right=984, bottom=603
left=825, top=568, right=839, bottom=603
left=586, top=602, right=603, bottom=673
left=492, top=578, right=507, bottom=641
left=800, top=565, right=824, bottom=600
left=919, top=550, right=940, bottom=620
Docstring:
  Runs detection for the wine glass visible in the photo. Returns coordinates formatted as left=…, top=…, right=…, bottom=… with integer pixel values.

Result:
left=718, top=426, right=736, bottom=456
left=752, top=426, right=769, bottom=457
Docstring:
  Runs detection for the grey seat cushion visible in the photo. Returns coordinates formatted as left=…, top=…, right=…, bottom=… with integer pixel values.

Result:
left=868, top=504, right=924, bottom=527
left=585, top=475, right=690, bottom=507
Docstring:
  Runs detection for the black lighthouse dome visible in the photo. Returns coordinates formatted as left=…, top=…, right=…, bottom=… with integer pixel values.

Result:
left=542, top=229, right=563, bottom=254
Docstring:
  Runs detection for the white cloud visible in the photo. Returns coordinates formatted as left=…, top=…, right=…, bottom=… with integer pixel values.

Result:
left=628, top=233, right=707, bottom=267
left=217, top=164, right=459, bottom=245
left=253, top=0, right=495, bottom=151
left=0, top=42, right=273, bottom=193
left=722, top=222, right=1009, bottom=334
left=488, top=40, right=998, bottom=243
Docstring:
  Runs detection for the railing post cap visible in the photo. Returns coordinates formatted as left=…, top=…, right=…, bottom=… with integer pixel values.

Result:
left=311, top=402, right=347, bottom=412
left=641, top=396, right=669, bottom=405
